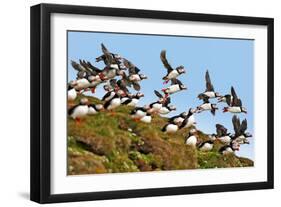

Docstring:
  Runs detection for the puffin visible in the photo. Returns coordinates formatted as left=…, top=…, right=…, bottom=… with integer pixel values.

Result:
left=159, top=104, right=176, bottom=115
left=198, top=140, right=214, bottom=152
left=185, top=129, right=198, bottom=147
left=73, top=78, right=91, bottom=92
left=218, top=94, right=233, bottom=103
left=168, top=112, right=188, bottom=125
left=215, top=124, right=232, bottom=145
left=68, top=98, right=89, bottom=123
left=130, top=107, right=148, bottom=120
left=160, top=50, right=185, bottom=84
left=140, top=113, right=152, bottom=123
left=219, top=141, right=240, bottom=155
left=103, top=93, right=121, bottom=111
left=161, top=122, right=179, bottom=133
left=179, top=108, right=197, bottom=129
left=124, top=59, right=147, bottom=83
left=102, top=89, right=116, bottom=102
left=162, top=78, right=187, bottom=97
left=122, top=92, right=144, bottom=107
left=88, top=103, right=104, bottom=115
left=196, top=97, right=218, bottom=115
left=231, top=115, right=252, bottom=144
left=223, top=86, right=247, bottom=114
left=198, top=70, right=220, bottom=100
left=67, top=80, right=78, bottom=101
left=146, top=101, right=163, bottom=114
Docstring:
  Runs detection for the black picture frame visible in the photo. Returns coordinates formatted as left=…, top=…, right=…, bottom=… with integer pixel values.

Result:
left=30, top=3, right=274, bottom=204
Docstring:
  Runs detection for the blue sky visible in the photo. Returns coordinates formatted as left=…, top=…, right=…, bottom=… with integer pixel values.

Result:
left=68, top=31, right=254, bottom=160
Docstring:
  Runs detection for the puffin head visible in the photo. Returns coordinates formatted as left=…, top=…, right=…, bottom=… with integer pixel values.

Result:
left=140, top=74, right=148, bottom=80
left=176, top=66, right=186, bottom=74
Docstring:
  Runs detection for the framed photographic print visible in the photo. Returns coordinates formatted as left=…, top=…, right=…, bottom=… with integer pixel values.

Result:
left=30, top=3, right=274, bottom=203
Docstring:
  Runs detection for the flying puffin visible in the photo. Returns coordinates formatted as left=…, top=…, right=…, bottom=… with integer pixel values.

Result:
left=215, top=124, right=232, bottom=145
left=162, top=78, right=187, bottom=97
left=219, top=140, right=240, bottom=155
left=198, top=140, right=214, bottom=152
left=124, top=59, right=147, bottom=84
left=223, top=86, right=247, bottom=114
left=146, top=101, right=163, bottom=114
left=168, top=112, right=188, bottom=125
left=218, top=94, right=233, bottom=103
left=67, top=80, right=78, bottom=101
left=68, top=98, right=89, bottom=124
left=103, top=93, right=121, bottom=111
left=130, top=107, right=148, bottom=121
left=231, top=115, right=252, bottom=144
left=122, top=92, right=144, bottom=107
left=196, top=97, right=218, bottom=115
left=179, top=108, right=197, bottom=129
left=160, top=50, right=185, bottom=84
left=88, top=103, right=104, bottom=115
left=185, top=129, right=198, bottom=147
left=161, top=122, right=179, bottom=133
left=198, top=70, right=220, bottom=100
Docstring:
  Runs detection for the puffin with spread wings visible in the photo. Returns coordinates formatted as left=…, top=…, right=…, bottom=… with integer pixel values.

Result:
left=160, top=50, right=186, bottom=84
left=223, top=86, right=247, bottom=114
left=198, top=70, right=220, bottom=100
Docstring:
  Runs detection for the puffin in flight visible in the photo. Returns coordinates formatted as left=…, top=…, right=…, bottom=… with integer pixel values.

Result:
left=219, top=140, right=240, bottom=155
left=196, top=97, right=218, bottom=116
left=160, top=50, right=186, bottom=84
left=232, top=115, right=252, bottom=144
left=198, top=70, right=220, bottom=100
left=223, top=86, right=247, bottom=114
left=162, top=78, right=187, bottom=97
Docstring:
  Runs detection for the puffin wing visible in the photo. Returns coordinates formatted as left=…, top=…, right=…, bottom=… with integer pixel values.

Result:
left=85, top=61, right=103, bottom=75
left=160, top=50, right=174, bottom=73
left=239, top=119, right=248, bottom=134
left=123, top=59, right=140, bottom=75
left=132, top=82, right=141, bottom=91
left=154, top=90, right=163, bottom=99
left=205, top=70, right=214, bottom=92
left=232, top=115, right=241, bottom=136
left=231, top=86, right=241, bottom=106
left=101, top=43, right=114, bottom=65
left=171, top=78, right=182, bottom=85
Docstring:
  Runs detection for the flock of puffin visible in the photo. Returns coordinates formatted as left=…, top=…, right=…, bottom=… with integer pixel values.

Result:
left=68, top=43, right=252, bottom=156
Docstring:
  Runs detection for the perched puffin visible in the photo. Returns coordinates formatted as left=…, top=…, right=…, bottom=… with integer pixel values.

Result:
left=231, top=115, right=252, bottom=144
left=103, top=93, right=121, bottom=111
left=196, top=97, right=218, bottom=115
left=140, top=113, right=152, bottom=123
left=162, top=78, right=187, bottom=97
left=168, top=112, right=188, bottom=125
left=198, top=70, right=220, bottom=100
left=160, top=50, right=185, bottom=84
left=159, top=104, right=176, bottom=115
left=215, top=124, right=232, bottom=145
left=147, top=101, right=163, bottom=114
left=67, top=80, right=78, bottom=101
left=102, top=89, right=116, bottom=102
left=223, top=86, right=247, bottom=114
left=88, top=103, right=104, bottom=115
left=162, top=122, right=179, bottom=133
left=179, top=108, right=197, bottom=129
left=185, top=129, right=198, bottom=147
left=198, top=140, right=214, bottom=152
left=68, top=98, right=89, bottom=123
left=219, top=141, right=240, bottom=155
left=130, top=107, right=147, bottom=120
left=122, top=92, right=144, bottom=107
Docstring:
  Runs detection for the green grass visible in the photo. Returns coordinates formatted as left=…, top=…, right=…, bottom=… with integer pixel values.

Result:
left=67, top=94, right=253, bottom=175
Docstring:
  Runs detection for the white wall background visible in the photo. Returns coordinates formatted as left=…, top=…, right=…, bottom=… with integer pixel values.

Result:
left=0, top=0, right=279, bottom=206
